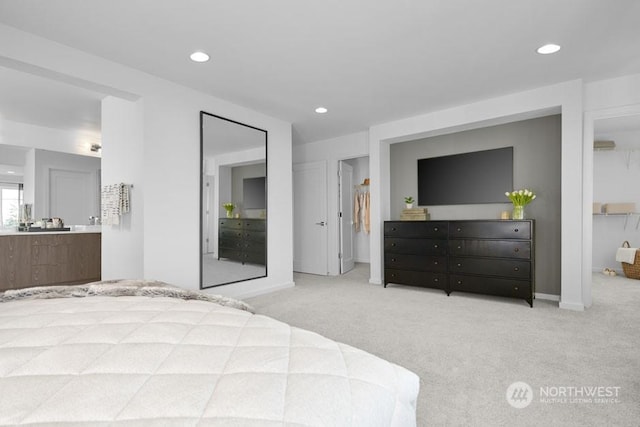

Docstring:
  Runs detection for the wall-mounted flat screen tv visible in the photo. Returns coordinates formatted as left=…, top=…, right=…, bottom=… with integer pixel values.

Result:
left=417, top=147, right=513, bottom=205
left=243, top=176, right=266, bottom=209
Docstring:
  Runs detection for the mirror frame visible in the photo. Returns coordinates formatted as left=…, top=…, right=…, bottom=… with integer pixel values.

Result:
left=199, top=111, right=268, bottom=289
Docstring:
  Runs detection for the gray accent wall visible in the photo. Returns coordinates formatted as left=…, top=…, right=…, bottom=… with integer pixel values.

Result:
left=390, top=115, right=561, bottom=296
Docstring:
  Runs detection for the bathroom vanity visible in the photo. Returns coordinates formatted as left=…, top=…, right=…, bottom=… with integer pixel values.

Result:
left=0, top=230, right=101, bottom=291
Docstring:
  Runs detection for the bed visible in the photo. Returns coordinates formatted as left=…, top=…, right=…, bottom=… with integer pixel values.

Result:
left=0, top=280, right=419, bottom=426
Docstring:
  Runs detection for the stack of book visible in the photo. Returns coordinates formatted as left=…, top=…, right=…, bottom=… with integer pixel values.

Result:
left=400, top=208, right=429, bottom=221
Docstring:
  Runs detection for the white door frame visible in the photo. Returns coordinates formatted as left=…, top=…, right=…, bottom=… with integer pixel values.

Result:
left=338, top=161, right=355, bottom=274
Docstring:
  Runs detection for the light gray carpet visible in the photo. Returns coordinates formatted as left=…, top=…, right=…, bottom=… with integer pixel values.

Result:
left=246, top=264, right=640, bottom=426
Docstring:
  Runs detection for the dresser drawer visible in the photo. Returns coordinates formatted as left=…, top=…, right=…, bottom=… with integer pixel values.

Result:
left=385, top=269, right=446, bottom=290
left=449, top=257, right=531, bottom=279
left=449, top=239, right=531, bottom=259
left=244, top=240, right=266, bottom=254
left=384, top=221, right=447, bottom=238
left=243, top=251, right=266, bottom=265
left=219, top=219, right=244, bottom=230
left=450, top=274, right=530, bottom=300
left=449, top=221, right=531, bottom=239
left=385, top=254, right=447, bottom=273
left=244, top=230, right=266, bottom=243
left=243, top=220, right=266, bottom=232
left=219, top=247, right=242, bottom=260
left=219, top=229, right=244, bottom=240
left=219, top=237, right=242, bottom=249
left=384, top=238, right=447, bottom=255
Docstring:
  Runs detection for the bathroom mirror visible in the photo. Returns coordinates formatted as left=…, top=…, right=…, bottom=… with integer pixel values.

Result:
left=200, top=112, right=267, bottom=288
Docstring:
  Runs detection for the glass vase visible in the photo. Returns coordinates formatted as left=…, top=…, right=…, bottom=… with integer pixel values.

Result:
left=512, top=205, right=524, bottom=220
left=226, top=210, right=233, bottom=218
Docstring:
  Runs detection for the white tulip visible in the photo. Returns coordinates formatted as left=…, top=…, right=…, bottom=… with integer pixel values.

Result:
left=505, top=192, right=510, bottom=197
left=519, top=190, right=524, bottom=195
left=532, top=195, right=537, bottom=199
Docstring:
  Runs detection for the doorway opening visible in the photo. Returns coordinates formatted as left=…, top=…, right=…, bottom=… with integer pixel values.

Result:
left=339, top=156, right=370, bottom=274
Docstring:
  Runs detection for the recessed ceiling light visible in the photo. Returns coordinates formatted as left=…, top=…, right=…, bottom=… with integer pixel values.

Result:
left=190, top=51, right=210, bottom=62
left=537, top=44, right=561, bottom=55
left=7, top=170, right=15, bottom=174
left=315, top=107, right=328, bottom=114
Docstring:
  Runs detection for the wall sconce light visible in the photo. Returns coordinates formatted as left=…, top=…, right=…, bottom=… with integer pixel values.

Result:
left=91, top=144, right=102, bottom=152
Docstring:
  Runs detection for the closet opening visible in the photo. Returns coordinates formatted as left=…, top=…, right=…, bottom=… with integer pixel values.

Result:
left=338, top=156, right=370, bottom=275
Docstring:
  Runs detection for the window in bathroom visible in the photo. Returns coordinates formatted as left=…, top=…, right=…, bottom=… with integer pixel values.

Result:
left=0, top=183, right=23, bottom=229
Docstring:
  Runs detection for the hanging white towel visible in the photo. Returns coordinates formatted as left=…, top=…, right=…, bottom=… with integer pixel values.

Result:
left=616, top=247, right=637, bottom=264
left=102, top=183, right=131, bottom=225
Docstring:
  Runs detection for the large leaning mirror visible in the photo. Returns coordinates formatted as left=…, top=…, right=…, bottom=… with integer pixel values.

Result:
left=200, top=112, right=267, bottom=288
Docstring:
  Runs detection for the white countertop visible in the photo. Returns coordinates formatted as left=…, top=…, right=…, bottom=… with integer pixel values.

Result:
left=0, top=225, right=102, bottom=236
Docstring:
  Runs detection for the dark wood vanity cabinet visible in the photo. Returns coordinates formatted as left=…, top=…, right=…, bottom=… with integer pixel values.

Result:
left=218, top=218, right=266, bottom=265
left=0, top=233, right=101, bottom=291
left=384, top=220, right=534, bottom=306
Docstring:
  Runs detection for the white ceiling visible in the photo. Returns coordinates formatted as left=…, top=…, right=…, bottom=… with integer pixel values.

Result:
left=0, top=0, right=639, bottom=144
left=0, top=66, right=102, bottom=133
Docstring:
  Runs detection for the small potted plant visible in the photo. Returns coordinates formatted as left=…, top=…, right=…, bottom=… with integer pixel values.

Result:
left=404, top=196, right=415, bottom=209
left=223, top=202, right=235, bottom=218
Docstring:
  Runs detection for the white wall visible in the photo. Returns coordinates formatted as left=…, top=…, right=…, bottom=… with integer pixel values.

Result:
left=294, top=131, right=369, bottom=274
left=0, top=119, right=101, bottom=157
left=101, top=96, right=144, bottom=280
left=0, top=23, right=293, bottom=299
left=369, top=80, right=584, bottom=310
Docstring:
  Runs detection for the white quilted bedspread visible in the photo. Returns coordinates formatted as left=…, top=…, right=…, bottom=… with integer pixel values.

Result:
left=0, top=296, right=419, bottom=426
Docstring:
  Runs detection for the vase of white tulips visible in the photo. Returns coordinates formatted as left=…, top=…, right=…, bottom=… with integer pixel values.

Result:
left=223, top=202, right=235, bottom=218
left=505, top=189, right=536, bottom=220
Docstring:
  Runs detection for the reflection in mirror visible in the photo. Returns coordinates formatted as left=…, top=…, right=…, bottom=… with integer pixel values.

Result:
left=200, top=112, right=267, bottom=288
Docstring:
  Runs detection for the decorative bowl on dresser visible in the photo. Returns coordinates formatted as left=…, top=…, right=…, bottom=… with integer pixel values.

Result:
left=384, top=220, right=534, bottom=307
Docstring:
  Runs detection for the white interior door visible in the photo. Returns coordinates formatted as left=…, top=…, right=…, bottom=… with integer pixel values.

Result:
left=293, top=161, right=328, bottom=275
left=49, top=169, right=95, bottom=225
left=339, top=161, right=355, bottom=274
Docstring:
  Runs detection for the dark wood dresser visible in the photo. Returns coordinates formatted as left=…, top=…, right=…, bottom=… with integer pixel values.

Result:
left=218, top=218, right=266, bottom=265
left=384, top=220, right=534, bottom=306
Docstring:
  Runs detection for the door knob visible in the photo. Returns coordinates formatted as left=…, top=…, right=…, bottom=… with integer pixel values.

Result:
left=315, top=221, right=326, bottom=226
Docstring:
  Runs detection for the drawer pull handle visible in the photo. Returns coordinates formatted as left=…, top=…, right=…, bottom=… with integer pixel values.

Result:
left=434, top=261, right=438, bottom=265
left=514, top=267, right=519, bottom=271
left=457, top=245, right=461, bottom=249
left=457, top=263, right=462, bottom=267
left=456, top=228, right=461, bottom=232
left=391, top=243, right=396, bottom=247
left=514, top=248, right=519, bottom=252
left=514, top=286, right=519, bottom=291
left=457, top=280, right=462, bottom=284
left=434, top=227, right=439, bottom=231
left=392, top=227, right=397, bottom=231
left=434, top=244, right=438, bottom=248
left=514, top=228, right=519, bottom=232
left=391, top=258, right=396, bottom=262
left=433, top=278, right=439, bottom=282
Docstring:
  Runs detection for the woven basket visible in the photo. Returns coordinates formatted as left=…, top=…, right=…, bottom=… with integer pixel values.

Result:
left=620, top=241, right=640, bottom=280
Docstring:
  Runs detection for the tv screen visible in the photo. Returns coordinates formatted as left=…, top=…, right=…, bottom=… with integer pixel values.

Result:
left=243, top=177, right=266, bottom=209
left=417, top=147, right=513, bottom=205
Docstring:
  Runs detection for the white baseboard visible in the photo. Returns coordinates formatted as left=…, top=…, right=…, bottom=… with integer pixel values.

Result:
left=233, top=281, right=295, bottom=300
left=535, top=292, right=560, bottom=302
left=559, top=301, right=585, bottom=311
left=369, top=278, right=382, bottom=285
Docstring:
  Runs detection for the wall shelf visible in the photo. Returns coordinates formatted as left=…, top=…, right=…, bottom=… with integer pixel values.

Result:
left=593, top=212, right=640, bottom=229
